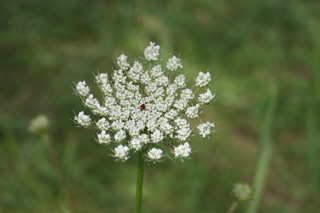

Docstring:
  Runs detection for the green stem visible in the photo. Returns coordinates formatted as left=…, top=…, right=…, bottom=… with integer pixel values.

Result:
left=135, top=151, right=144, bottom=213
left=42, top=133, right=74, bottom=213
left=227, top=201, right=238, bottom=213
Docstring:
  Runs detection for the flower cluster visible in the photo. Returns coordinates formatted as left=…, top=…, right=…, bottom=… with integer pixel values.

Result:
left=74, top=42, right=215, bottom=162
left=232, top=183, right=252, bottom=202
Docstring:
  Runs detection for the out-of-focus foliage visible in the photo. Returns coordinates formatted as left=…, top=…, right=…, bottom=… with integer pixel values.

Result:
left=0, top=0, right=319, bottom=212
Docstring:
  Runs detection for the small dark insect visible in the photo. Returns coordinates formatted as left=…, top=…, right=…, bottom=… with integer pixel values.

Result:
left=140, top=104, right=146, bottom=110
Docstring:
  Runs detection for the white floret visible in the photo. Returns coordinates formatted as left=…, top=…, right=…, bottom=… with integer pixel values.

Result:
left=129, top=137, right=142, bottom=151
left=148, top=148, right=163, bottom=161
left=96, top=118, right=110, bottom=130
left=114, top=145, right=130, bottom=161
left=151, top=129, right=164, bottom=143
left=197, top=122, right=215, bottom=138
left=144, top=42, right=160, bottom=61
left=195, top=72, right=211, bottom=87
left=185, top=104, right=200, bottom=118
left=166, top=84, right=178, bottom=96
left=97, top=131, right=111, bottom=144
left=117, top=54, right=130, bottom=70
left=174, top=142, right=192, bottom=158
left=174, top=74, right=186, bottom=89
left=166, top=56, right=183, bottom=71
left=198, top=89, right=215, bottom=104
left=85, top=94, right=100, bottom=110
left=174, top=117, right=189, bottom=129
left=150, top=65, right=163, bottom=78
left=173, top=99, right=189, bottom=111
left=138, top=134, right=150, bottom=144
left=114, top=129, right=126, bottom=142
left=74, top=111, right=91, bottom=127
left=95, top=73, right=109, bottom=85
left=180, top=89, right=194, bottom=101
left=76, top=81, right=90, bottom=97
left=128, top=61, right=143, bottom=82
left=111, top=120, right=125, bottom=131
left=176, top=127, right=191, bottom=141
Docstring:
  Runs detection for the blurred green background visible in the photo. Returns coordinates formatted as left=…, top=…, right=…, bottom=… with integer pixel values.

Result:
left=1, top=0, right=319, bottom=212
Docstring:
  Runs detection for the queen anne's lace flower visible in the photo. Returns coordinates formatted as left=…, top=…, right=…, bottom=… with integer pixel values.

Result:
left=73, top=42, right=215, bottom=162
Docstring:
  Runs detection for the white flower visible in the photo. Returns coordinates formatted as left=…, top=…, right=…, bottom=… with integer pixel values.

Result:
left=174, top=117, right=189, bottom=129
left=151, top=129, right=164, bottom=143
left=128, top=61, right=143, bottom=82
left=166, top=84, right=178, bottom=96
left=174, top=142, right=192, bottom=158
left=139, top=134, right=150, bottom=144
left=185, top=104, right=200, bottom=118
left=160, top=122, right=174, bottom=135
left=176, top=127, right=191, bottom=141
left=150, top=65, right=163, bottom=78
left=97, top=131, right=111, bottom=144
left=148, top=148, right=163, bottom=161
left=76, top=81, right=90, bottom=97
left=197, top=122, right=215, bottom=138
left=114, top=145, right=130, bottom=161
left=174, top=74, right=186, bottom=89
left=95, top=73, right=109, bottom=85
left=117, top=54, right=130, bottom=70
left=130, top=137, right=142, bottom=151
left=111, top=120, right=125, bottom=131
left=114, top=129, right=126, bottom=142
left=198, top=89, right=215, bottom=104
left=173, top=99, right=188, bottom=111
left=166, top=56, right=183, bottom=71
left=180, top=89, right=194, bottom=100
left=144, top=42, right=160, bottom=61
left=74, top=111, right=91, bottom=127
left=196, top=72, right=211, bottom=87
left=96, top=118, right=110, bottom=130
left=73, top=41, right=215, bottom=163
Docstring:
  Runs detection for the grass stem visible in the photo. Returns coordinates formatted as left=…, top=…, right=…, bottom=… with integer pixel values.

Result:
left=246, top=85, right=278, bottom=213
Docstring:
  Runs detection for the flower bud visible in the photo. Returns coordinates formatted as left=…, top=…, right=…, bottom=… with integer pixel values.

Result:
left=29, top=115, right=49, bottom=134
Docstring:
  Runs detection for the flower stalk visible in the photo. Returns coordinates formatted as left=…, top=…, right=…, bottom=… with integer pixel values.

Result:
left=135, top=151, right=145, bottom=213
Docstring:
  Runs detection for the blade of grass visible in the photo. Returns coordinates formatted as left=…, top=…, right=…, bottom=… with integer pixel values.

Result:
left=246, top=84, right=278, bottom=213
left=306, top=88, right=319, bottom=190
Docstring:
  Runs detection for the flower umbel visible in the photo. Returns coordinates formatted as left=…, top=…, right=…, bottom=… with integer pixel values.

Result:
left=73, top=42, right=215, bottom=162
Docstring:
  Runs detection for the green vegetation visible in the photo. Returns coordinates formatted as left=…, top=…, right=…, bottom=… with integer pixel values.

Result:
left=0, top=0, right=319, bottom=212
